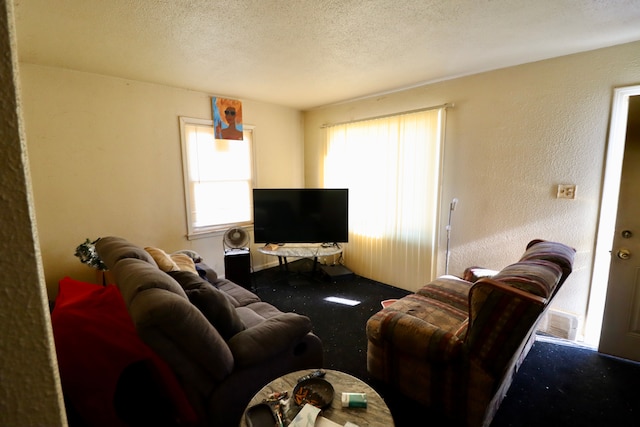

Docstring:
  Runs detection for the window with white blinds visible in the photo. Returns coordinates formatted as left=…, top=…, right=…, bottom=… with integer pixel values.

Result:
left=322, top=108, right=446, bottom=291
left=179, top=117, right=254, bottom=238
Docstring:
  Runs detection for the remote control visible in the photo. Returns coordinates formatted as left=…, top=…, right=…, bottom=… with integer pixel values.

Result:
left=297, top=369, right=326, bottom=383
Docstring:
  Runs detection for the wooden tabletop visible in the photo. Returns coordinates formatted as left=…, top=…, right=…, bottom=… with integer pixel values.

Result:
left=240, top=369, right=395, bottom=427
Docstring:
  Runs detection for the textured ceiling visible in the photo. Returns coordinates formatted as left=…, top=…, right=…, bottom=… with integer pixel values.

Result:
left=13, top=0, right=640, bottom=110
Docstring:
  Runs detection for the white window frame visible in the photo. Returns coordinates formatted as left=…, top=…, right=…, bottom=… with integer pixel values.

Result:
left=179, top=116, right=255, bottom=239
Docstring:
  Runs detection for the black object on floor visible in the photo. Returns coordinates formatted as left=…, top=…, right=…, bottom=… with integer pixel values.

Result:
left=244, top=403, right=277, bottom=427
left=252, top=260, right=640, bottom=427
left=319, top=264, right=355, bottom=281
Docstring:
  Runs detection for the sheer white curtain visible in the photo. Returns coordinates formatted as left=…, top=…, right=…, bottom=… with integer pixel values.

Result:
left=322, top=108, right=445, bottom=291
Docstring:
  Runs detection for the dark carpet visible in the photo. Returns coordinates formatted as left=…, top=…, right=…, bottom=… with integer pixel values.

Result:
left=251, top=259, right=640, bottom=427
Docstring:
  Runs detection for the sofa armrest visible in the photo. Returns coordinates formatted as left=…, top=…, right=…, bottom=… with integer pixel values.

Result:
left=366, top=310, right=464, bottom=362
left=466, top=278, right=547, bottom=377
left=95, top=236, right=157, bottom=269
left=227, top=313, right=312, bottom=367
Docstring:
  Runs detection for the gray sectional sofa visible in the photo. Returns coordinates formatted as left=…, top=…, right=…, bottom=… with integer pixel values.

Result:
left=95, top=236, right=324, bottom=426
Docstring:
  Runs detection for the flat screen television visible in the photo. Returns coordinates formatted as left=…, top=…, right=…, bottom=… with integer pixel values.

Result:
left=253, top=188, right=349, bottom=244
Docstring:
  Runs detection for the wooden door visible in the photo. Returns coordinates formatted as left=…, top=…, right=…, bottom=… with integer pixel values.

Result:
left=599, top=94, right=640, bottom=361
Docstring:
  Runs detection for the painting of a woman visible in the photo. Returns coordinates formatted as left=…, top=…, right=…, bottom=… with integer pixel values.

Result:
left=212, top=97, right=243, bottom=140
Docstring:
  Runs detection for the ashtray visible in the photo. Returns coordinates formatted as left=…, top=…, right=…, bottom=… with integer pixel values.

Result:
left=292, top=378, right=334, bottom=409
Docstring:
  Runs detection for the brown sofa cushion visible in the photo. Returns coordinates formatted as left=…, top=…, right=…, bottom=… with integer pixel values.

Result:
left=491, top=260, right=563, bottom=298
left=367, top=292, right=467, bottom=362
left=520, top=239, right=575, bottom=282
left=167, top=270, right=246, bottom=340
left=416, top=275, right=473, bottom=312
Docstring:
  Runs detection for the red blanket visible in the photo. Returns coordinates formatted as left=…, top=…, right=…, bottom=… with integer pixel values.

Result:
left=52, top=277, right=198, bottom=426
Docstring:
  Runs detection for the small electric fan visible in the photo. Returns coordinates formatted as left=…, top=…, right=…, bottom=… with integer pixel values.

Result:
left=223, top=227, right=250, bottom=252
left=223, top=227, right=251, bottom=289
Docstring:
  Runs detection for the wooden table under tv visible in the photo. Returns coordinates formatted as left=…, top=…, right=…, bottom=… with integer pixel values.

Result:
left=258, top=243, right=343, bottom=272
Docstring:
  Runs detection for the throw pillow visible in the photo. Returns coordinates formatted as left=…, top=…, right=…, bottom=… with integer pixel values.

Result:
left=172, top=249, right=203, bottom=263
left=144, top=247, right=179, bottom=272
left=170, top=253, right=198, bottom=275
left=195, top=261, right=218, bottom=282
left=167, top=270, right=246, bottom=340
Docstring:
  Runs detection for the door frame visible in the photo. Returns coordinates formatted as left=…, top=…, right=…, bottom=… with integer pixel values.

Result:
left=585, top=84, right=640, bottom=347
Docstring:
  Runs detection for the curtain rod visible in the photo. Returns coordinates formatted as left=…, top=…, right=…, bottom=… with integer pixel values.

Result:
left=320, top=102, right=454, bottom=128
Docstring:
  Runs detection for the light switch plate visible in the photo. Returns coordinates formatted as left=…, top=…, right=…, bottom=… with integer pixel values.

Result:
left=557, top=184, right=576, bottom=199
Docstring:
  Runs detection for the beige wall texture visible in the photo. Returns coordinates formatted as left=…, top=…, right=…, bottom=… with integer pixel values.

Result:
left=304, top=40, right=640, bottom=341
left=0, top=0, right=66, bottom=425
left=19, top=64, right=305, bottom=299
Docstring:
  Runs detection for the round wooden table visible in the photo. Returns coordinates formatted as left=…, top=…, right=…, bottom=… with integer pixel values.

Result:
left=240, top=369, right=395, bottom=427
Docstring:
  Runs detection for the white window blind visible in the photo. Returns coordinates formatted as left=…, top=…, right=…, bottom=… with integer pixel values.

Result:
left=179, top=117, right=254, bottom=238
left=322, top=108, right=445, bottom=291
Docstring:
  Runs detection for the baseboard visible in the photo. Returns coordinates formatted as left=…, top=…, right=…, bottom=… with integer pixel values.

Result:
left=537, top=309, right=579, bottom=341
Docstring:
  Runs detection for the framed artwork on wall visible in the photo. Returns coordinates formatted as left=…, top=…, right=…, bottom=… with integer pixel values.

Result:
left=212, top=97, right=243, bottom=140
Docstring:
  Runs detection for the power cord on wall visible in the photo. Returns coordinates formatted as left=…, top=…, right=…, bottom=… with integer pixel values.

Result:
left=445, top=198, right=458, bottom=275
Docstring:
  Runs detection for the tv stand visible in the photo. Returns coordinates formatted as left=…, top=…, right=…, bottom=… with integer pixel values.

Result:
left=258, top=243, right=343, bottom=273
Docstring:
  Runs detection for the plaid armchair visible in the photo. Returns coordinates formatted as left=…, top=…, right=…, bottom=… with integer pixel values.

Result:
left=366, top=240, right=575, bottom=427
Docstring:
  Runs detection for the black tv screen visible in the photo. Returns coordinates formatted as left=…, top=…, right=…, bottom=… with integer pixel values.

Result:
left=253, top=188, right=349, bottom=244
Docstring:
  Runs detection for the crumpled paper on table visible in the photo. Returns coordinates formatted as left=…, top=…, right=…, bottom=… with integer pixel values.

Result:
left=289, top=404, right=358, bottom=427
left=289, top=404, right=321, bottom=427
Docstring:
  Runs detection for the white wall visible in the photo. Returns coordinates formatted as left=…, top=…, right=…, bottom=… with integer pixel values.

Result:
left=20, top=64, right=305, bottom=299
left=304, top=40, right=640, bottom=341
left=0, top=0, right=66, bottom=424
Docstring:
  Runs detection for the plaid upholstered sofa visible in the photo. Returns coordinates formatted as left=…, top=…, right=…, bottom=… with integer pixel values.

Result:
left=366, top=239, right=575, bottom=427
